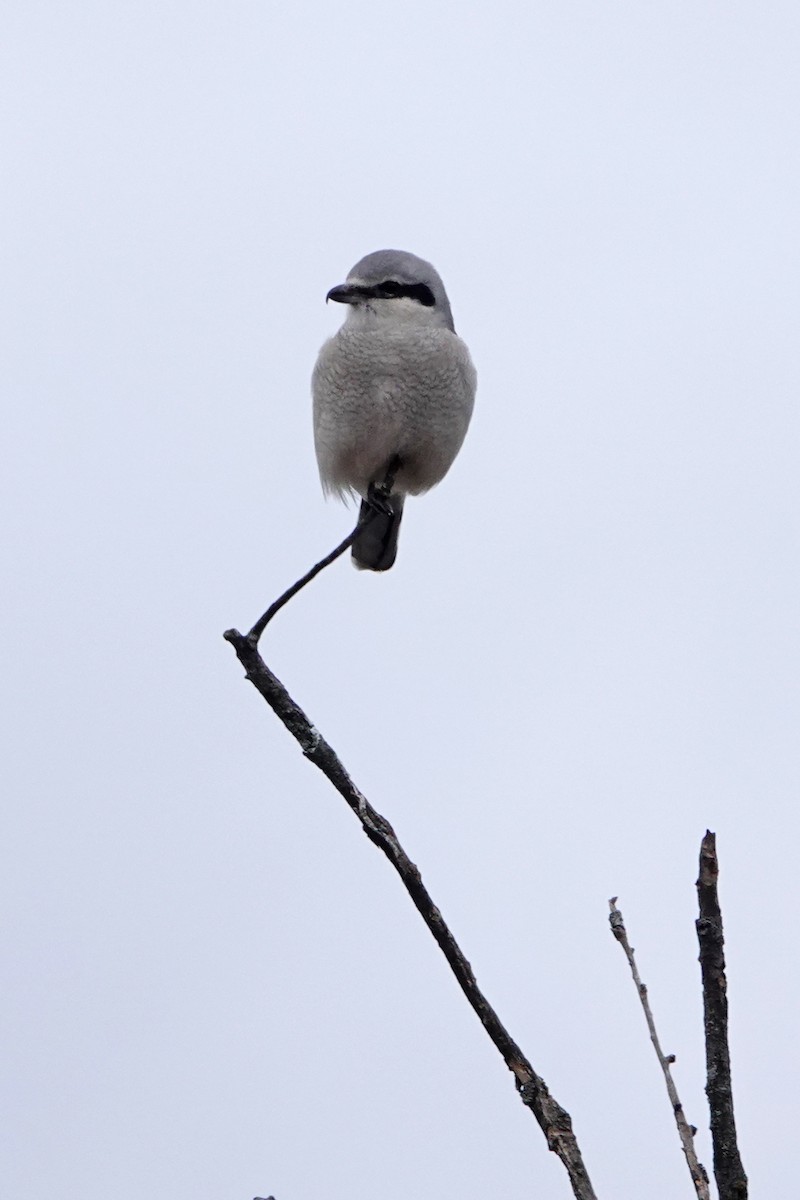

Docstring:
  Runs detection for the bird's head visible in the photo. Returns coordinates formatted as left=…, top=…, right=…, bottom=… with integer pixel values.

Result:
left=326, top=249, right=456, bottom=332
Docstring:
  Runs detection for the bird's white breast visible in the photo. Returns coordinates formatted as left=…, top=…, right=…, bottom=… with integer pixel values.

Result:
left=312, top=324, right=476, bottom=499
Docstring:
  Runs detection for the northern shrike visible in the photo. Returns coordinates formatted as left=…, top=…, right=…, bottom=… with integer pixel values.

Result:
left=312, top=249, right=476, bottom=571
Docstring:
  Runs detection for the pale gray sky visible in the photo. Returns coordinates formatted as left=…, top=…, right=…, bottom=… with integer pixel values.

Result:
left=3, top=4, right=799, bottom=1198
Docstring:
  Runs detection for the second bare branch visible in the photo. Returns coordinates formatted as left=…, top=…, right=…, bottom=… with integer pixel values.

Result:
left=609, top=898, right=710, bottom=1200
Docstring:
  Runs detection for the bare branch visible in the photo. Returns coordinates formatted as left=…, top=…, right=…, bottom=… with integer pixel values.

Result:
left=696, top=831, right=748, bottom=1200
left=608, top=898, right=710, bottom=1199
left=224, top=626, right=597, bottom=1200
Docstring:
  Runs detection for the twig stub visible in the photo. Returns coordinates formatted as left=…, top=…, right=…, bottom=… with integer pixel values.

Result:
left=696, top=831, right=748, bottom=1200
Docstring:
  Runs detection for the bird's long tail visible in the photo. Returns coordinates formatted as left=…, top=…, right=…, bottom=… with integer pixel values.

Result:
left=352, top=496, right=404, bottom=571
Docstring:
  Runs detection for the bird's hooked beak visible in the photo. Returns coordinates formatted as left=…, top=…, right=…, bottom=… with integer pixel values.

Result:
left=326, top=282, right=369, bottom=305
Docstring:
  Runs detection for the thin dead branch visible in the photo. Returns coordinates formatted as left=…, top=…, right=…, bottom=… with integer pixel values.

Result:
left=696, top=831, right=748, bottom=1200
left=608, top=898, right=710, bottom=1199
left=247, top=524, right=360, bottom=643
left=248, top=457, right=401, bottom=644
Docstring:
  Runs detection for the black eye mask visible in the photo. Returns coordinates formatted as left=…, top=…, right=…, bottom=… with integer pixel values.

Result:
left=372, top=280, right=436, bottom=307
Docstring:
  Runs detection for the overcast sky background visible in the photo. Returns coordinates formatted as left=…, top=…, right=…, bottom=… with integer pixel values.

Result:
left=3, top=4, right=799, bottom=1198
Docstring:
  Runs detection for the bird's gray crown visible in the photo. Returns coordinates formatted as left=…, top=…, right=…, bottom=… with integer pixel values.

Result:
left=344, top=249, right=455, bottom=331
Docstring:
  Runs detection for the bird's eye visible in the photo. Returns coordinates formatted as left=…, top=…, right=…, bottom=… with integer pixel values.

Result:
left=380, top=280, right=402, bottom=297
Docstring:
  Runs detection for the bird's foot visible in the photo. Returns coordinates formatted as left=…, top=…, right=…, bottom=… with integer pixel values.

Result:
left=367, top=479, right=394, bottom=516
left=367, top=455, right=402, bottom=515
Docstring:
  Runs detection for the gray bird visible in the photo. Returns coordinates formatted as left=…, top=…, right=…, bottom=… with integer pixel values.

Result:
left=312, top=249, right=476, bottom=570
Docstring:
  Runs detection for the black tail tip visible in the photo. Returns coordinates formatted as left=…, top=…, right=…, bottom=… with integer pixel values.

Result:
left=352, top=498, right=403, bottom=571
